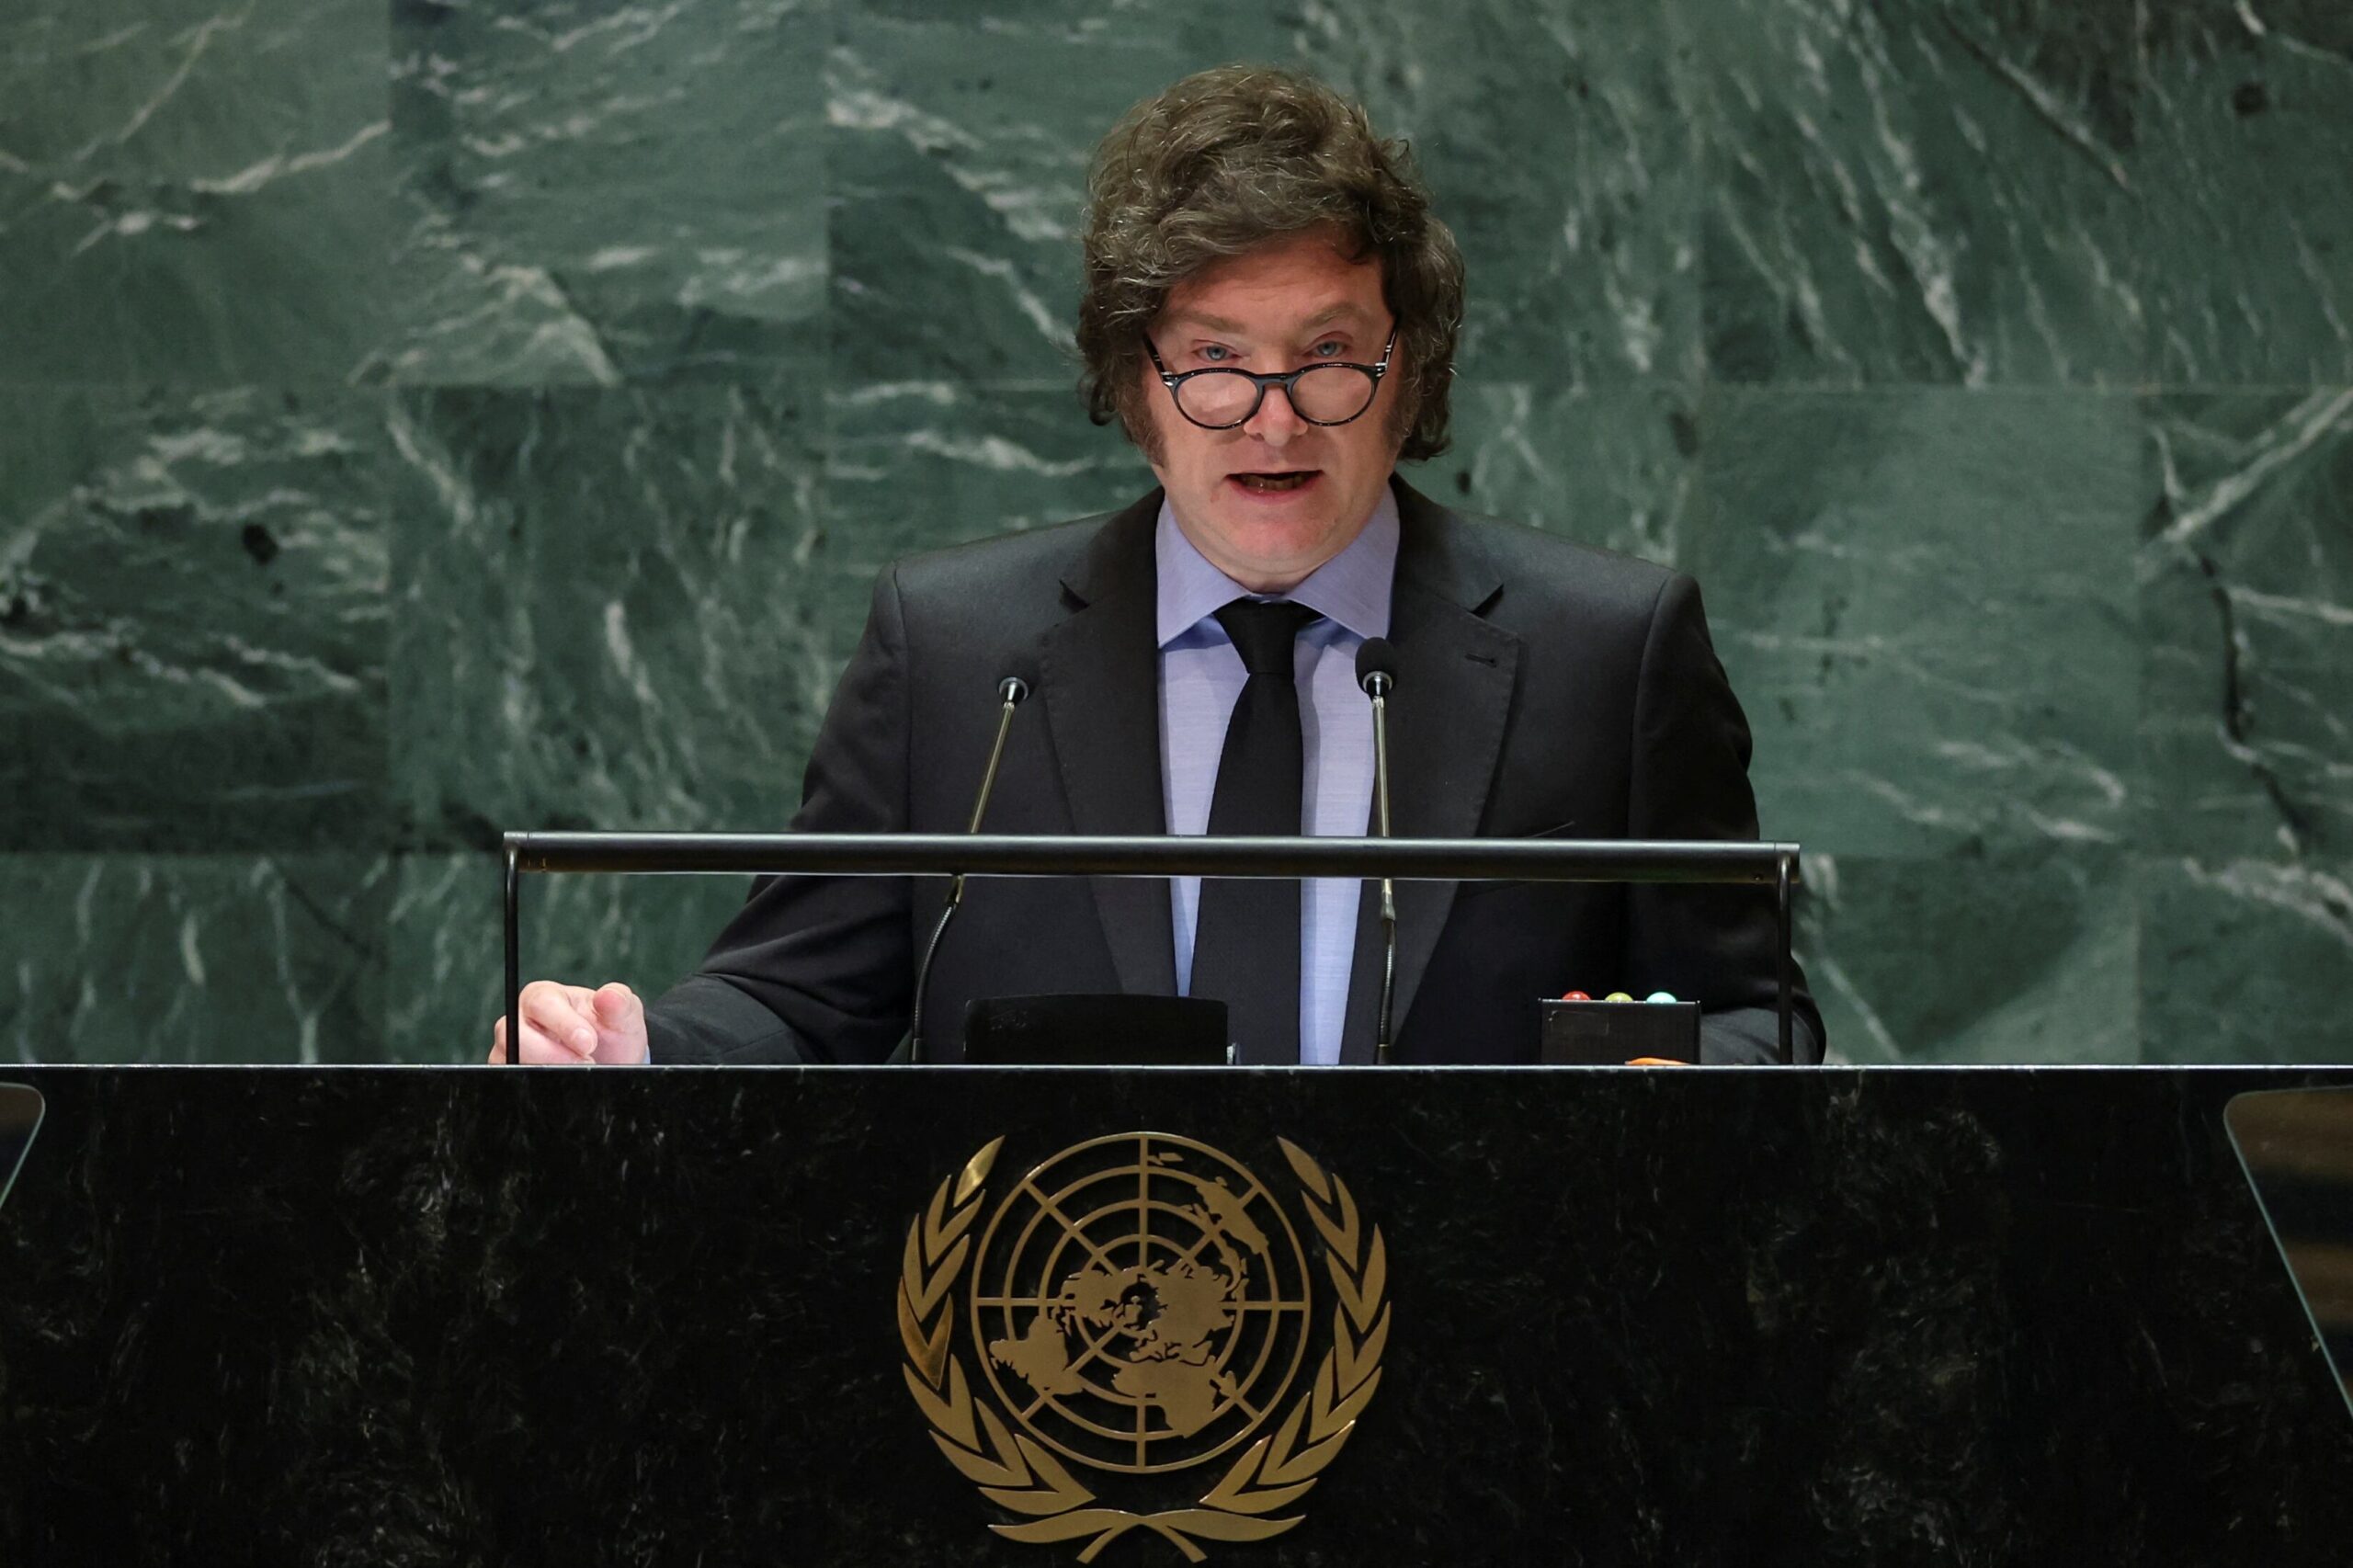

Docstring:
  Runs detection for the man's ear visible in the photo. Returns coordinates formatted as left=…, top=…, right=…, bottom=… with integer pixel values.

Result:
left=1127, top=359, right=1166, bottom=468
left=1382, top=346, right=1419, bottom=460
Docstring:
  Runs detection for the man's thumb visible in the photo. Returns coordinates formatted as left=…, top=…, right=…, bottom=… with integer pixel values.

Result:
left=592, top=983, right=642, bottom=1029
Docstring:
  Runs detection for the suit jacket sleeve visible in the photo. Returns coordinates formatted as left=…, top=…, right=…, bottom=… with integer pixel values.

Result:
left=1623, top=574, right=1825, bottom=1064
left=643, top=567, right=918, bottom=1063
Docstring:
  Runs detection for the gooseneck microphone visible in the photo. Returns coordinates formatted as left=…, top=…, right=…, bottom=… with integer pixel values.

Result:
left=1355, top=637, right=1400, bottom=1065
left=909, top=669, right=1031, bottom=1063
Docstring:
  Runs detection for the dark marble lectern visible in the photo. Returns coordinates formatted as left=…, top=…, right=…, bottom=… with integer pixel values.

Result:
left=2, top=1065, right=2348, bottom=1566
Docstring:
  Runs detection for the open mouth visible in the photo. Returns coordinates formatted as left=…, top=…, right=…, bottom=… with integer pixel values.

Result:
left=1230, top=471, right=1319, bottom=494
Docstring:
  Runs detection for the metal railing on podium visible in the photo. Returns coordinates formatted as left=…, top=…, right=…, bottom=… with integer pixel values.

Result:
left=501, top=832, right=1802, bottom=1063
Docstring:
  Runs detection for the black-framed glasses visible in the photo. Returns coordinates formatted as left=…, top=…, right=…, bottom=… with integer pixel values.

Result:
left=1144, top=324, right=1397, bottom=430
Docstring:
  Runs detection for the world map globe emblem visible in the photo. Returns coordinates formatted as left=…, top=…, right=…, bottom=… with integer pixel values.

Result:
left=970, top=1132, right=1314, bottom=1475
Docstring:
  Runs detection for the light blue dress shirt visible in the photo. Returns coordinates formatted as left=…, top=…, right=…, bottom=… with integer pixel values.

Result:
left=1155, top=490, right=1399, bottom=1065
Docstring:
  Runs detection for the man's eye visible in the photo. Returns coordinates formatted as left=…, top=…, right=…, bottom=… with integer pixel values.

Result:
left=1311, top=340, right=1347, bottom=358
left=1199, top=345, right=1233, bottom=364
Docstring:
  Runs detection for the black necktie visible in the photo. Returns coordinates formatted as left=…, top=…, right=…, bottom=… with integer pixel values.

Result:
left=1190, top=598, right=1320, bottom=1062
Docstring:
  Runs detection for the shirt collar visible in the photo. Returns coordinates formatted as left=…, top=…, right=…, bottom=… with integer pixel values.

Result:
left=1154, top=485, right=1399, bottom=648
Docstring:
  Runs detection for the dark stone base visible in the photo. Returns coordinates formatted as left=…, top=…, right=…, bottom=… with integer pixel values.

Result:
left=2, top=1064, right=2348, bottom=1564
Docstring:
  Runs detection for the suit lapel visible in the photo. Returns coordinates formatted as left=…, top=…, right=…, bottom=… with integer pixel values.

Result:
left=1337, top=482, right=1518, bottom=1063
left=1040, top=493, right=1178, bottom=997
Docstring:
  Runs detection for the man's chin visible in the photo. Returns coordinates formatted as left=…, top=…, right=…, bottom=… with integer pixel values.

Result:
left=1199, top=522, right=1341, bottom=592
left=1211, top=475, right=1337, bottom=557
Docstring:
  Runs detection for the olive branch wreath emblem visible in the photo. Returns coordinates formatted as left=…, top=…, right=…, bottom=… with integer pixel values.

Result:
left=897, top=1135, right=1389, bottom=1562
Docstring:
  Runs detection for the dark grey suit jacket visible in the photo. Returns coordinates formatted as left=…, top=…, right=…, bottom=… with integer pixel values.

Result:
left=646, top=478, right=1824, bottom=1065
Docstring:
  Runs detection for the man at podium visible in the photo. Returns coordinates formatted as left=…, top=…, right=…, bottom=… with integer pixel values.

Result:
left=493, top=65, right=1824, bottom=1070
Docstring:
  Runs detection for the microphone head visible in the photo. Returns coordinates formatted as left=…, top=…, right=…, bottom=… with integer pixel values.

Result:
left=999, top=650, right=1041, bottom=707
left=1355, top=636, right=1397, bottom=697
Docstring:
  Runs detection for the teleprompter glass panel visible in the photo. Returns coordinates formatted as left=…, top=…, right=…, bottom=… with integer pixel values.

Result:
left=0, top=1084, right=40, bottom=1210
left=2224, top=1088, right=2353, bottom=1424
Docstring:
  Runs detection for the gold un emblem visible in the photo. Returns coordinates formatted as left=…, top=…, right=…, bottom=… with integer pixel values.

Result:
left=898, top=1132, right=1390, bottom=1560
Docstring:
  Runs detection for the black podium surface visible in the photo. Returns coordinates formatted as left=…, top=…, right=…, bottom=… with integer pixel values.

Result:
left=2, top=1064, right=2348, bottom=1565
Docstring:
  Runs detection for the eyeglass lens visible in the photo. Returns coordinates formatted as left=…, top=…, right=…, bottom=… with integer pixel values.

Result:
left=1176, top=365, right=1377, bottom=427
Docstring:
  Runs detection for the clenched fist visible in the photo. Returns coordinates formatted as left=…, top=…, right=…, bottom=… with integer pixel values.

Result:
left=489, top=980, right=650, bottom=1065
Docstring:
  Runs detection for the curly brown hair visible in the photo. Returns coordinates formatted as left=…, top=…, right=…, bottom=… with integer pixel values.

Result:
left=1077, top=65, right=1465, bottom=464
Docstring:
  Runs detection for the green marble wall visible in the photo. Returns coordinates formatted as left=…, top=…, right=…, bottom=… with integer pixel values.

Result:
left=3, top=0, right=2347, bottom=1064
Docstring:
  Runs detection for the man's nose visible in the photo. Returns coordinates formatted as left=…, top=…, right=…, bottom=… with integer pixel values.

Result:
left=1241, top=381, right=1307, bottom=444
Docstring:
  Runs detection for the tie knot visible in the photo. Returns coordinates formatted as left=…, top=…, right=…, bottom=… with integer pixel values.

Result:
left=1214, top=598, right=1320, bottom=678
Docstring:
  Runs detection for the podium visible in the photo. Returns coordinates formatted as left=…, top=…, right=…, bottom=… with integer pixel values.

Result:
left=3, top=1063, right=2350, bottom=1564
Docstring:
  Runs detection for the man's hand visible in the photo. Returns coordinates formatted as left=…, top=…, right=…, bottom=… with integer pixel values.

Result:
left=488, top=981, right=650, bottom=1065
